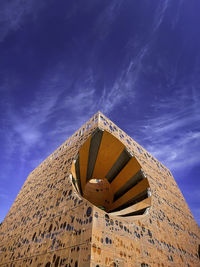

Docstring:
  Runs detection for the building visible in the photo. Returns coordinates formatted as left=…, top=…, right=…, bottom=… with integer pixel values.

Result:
left=0, top=112, right=199, bottom=266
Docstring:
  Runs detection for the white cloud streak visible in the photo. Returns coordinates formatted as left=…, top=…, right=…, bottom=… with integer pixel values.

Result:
left=153, top=0, right=170, bottom=32
left=139, top=89, right=200, bottom=173
left=94, top=0, right=123, bottom=40
left=1, top=57, right=138, bottom=174
left=0, top=0, right=44, bottom=42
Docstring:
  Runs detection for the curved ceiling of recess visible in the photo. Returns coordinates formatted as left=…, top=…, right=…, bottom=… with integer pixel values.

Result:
left=71, top=128, right=151, bottom=217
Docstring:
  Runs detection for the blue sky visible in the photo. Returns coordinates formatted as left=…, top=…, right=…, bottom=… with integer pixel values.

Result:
left=0, top=0, right=200, bottom=225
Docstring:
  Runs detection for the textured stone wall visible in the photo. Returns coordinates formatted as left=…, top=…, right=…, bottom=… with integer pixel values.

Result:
left=0, top=112, right=199, bottom=267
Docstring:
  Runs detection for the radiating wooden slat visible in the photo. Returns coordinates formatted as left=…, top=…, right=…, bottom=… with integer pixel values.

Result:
left=111, top=157, right=141, bottom=194
left=79, top=136, right=91, bottom=191
left=109, top=197, right=151, bottom=216
left=92, top=131, right=125, bottom=180
left=71, top=160, right=77, bottom=179
left=113, top=170, right=144, bottom=202
left=86, top=129, right=103, bottom=181
left=108, top=178, right=149, bottom=211
left=106, top=149, right=131, bottom=182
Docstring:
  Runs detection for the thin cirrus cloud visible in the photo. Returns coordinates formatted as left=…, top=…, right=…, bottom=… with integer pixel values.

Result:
left=1, top=60, right=137, bottom=172
left=139, top=90, right=200, bottom=172
left=0, top=0, right=44, bottom=42
left=153, top=0, right=170, bottom=32
left=93, top=0, right=123, bottom=40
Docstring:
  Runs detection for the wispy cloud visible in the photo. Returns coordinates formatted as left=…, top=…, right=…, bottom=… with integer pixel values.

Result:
left=94, top=0, right=123, bottom=40
left=139, top=89, right=200, bottom=173
left=153, top=0, right=170, bottom=32
left=1, top=59, right=138, bottom=175
left=0, top=0, right=44, bottom=42
left=0, top=191, right=9, bottom=201
left=172, top=0, right=184, bottom=29
left=98, top=61, right=135, bottom=114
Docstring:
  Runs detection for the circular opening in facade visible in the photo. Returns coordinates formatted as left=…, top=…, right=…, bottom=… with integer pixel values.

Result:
left=71, top=128, right=151, bottom=217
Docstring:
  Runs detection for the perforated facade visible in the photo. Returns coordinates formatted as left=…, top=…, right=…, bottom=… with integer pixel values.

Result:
left=0, top=112, right=199, bottom=267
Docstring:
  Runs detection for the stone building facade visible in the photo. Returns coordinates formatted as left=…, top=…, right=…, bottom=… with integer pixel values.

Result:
left=0, top=112, right=199, bottom=266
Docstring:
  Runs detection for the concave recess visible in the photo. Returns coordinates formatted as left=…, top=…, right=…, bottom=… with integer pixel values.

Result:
left=71, top=128, right=151, bottom=217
